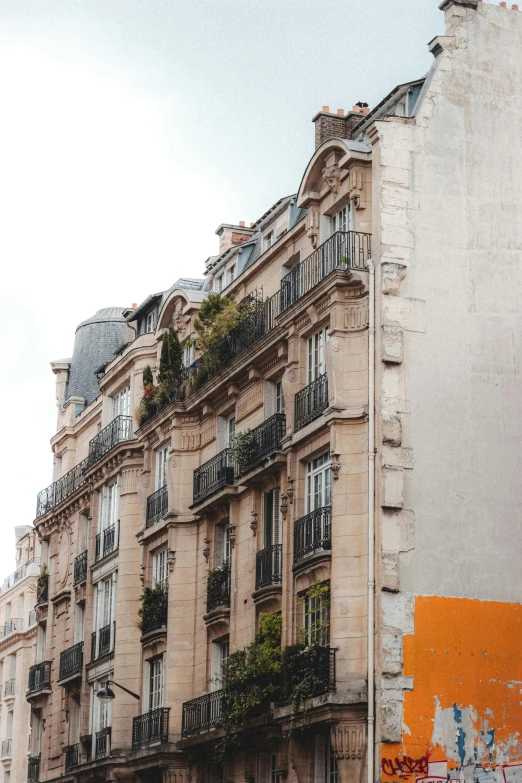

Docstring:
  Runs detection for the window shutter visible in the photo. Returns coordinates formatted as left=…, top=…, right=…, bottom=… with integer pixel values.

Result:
left=272, top=488, right=281, bottom=546
left=214, top=526, right=225, bottom=568
left=258, top=753, right=270, bottom=783
left=217, top=417, right=227, bottom=452
left=210, top=641, right=222, bottom=692
left=314, top=735, right=326, bottom=783
left=264, top=382, right=276, bottom=418
left=319, top=214, right=331, bottom=244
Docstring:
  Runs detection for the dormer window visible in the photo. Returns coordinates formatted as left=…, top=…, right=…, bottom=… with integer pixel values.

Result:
left=146, top=312, right=155, bottom=333
left=215, top=274, right=223, bottom=293
left=264, top=232, right=273, bottom=250
left=227, top=265, right=236, bottom=285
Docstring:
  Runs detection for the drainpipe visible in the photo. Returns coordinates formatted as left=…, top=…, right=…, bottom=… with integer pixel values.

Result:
left=367, top=257, right=376, bottom=783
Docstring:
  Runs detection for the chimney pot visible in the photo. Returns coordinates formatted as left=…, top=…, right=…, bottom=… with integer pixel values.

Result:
left=322, top=105, right=330, bottom=113
left=239, top=221, right=245, bottom=227
left=250, top=222, right=254, bottom=227
left=513, top=3, right=518, bottom=8
left=500, top=2, right=506, bottom=6
left=337, top=108, right=345, bottom=116
left=132, top=303, right=137, bottom=309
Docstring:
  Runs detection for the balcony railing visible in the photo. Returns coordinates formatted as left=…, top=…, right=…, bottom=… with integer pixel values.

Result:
left=64, top=744, right=79, bottom=772
left=87, top=415, right=132, bottom=467
left=1, top=739, right=12, bottom=758
left=28, top=661, right=52, bottom=693
left=280, top=230, right=371, bottom=312
left=28, top=755, right=40, bottom=783
left=293, top=506, right=332, bottom=565
left=132, top=707, right=169, bottom=748
left=95, top=524, right=117, bottom=561
left=283, top=646, right=336, bottom=703
left=181, top=690, right=223, bottom=737
left=295, top=373, right=329, bottom=431
left=193, top=448, right=235, bottom=505
left=73, top=551, right=88, bottom=585
left=59, top=642, right=84, bottom=681
left=255, top=544, right=282, bottom=590
left=3, top=618, right=22, bottom=637
left=36, top=458, right=89, bottom=518
left=4, top=679, right=15, bottom=698
left=235, top=413, right=286, bottom=478
left=36, top=575, right=49, bottom=605
left=95, top=729, right=110, bottom=759
left=91, top=623, right=114, bottom=661
left=146, top=485, right=168, bottom=528
left=2, top=559, right=41, bottom=593
left=141, top=588, right=168, bottom=636
left=206, top=566, right=230, bottom=613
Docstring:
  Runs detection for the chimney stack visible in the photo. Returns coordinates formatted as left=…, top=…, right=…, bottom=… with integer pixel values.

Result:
left=215, top=223, right=256, bottom=254
left=312, top=103, right=370, bottom=149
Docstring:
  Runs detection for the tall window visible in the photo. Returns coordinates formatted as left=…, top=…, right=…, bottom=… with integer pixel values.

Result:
left=214, top=525, right=232, bottom=569
left=306, top=453, right=332, bottom=513
left=211, top=636, right=229, bottom=690
left=217, top=413, right=236, bottom=451
left=146, top=311, right=155, bottom=333
left=152, top=550, right=168, bottom=587
left=331, top=204, right=351, bottom=234
left=182, top=343, right=194, bottom=369
left=264, top=231, right=273, bottom=250
left=215, top=274, right=223, bottom=293
left=227, top=265, right=236, bottom=285
left=112, top=386, right=130, bottom=418
left=304, top=586, right=330, bottom=646
left=149, top=657, right=164, bottom=710
left=263, top=489, right=281, bottom=549
left=314, top=735, right=339, bottom=783
left=102, top=578, right=113, bottom=629
left=100, top=482, right=119, bottom=534
left=276, top=381, right=285, bottom=414
left=156, top=447, right=168, bottom=490
left=307, top=328, right=329, bottom=384
left=258, top=753, right=278, bottom=783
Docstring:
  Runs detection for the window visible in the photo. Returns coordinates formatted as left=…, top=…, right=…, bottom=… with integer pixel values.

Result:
left=217, top=413, right=236, bottom=451
left=156, top=447, right=168, bottom=490
left=146, top=311, right=155, bottom=333
left=92, top=681, right=111, bottom=733
left=100, top=482, right=119, bottom=533
left=112, top=386, right=130, bottom=418
left=227, top=265, right=236, bottom=285
left=258, top=753, right=278, bottom=783
left=182, top=343, right=194, bottom=369
left=102, top=578, right=114, bottom=628
left=215, top=274, right=223, bottom=293
left=5, top=604, right=11, bottom=622
left=307, top=327, right=329, bottom=384
left=304, top=586, right=330, bottom=646
left=149, top=656, right=164, bottom=710
left=306, top=453, right=332, bottom=513
left=214, top=524, right=232, bottom=568
left=227, top=416, right=235, bottom=446
left=211, top=636, right=229, bottom=690
left=331, top=204, right=351, bottom=234
left=263, top=489, right=281, bottom=549
left=264, top=231, right=273, bottom=250
left=152, top=550, right=168, bottom=587
left=314, top=735, right=339, bottom=783
left=276, top=381, right=285, bottom=414
left=74, top=603, right=85, bottom=644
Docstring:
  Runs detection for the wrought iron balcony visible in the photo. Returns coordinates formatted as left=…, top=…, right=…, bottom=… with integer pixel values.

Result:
left=193, top=448, right=235, bottom=505
left=282, top=646, right=336, bottom=703
left=4, top=679, right=15, bottom=698
left=28, top=661, right=52, bottom=693
left=28, top=754, right=40, bottom=783
left=64, top=744, right=79, bottom=772
left=2, top=559, right=40, bottom=593
left=146, top=485, right=168, bottom=528
left=1, top=739, right=12, bottom=758
left=73, top=551, right=88, bottom=585
left=181, top=690, right=223, bottom=737
left=91, top=623, right=114, bottom=661
left=293, top=506, right=332, bottom=565
left=206, top=566, right=230, bottom=613
left=95, top=729, right=110, bottom=759
left=280, top=230, right=371, bottom=312
left=255, top=544, right=282, bottom=590
left=59, top=642, right=83, bottom=681
left=132, top=707, right=169, bottom=748
left=3, top=618, right=22, bottom=636
left=36, top=458, right=89, bottom=518
left=87, top=415, right=132, bottom=468
left=294, top=373, right=329, bottom=431
left=36, top=575, right=49, bottom=605
left=141, top=588, right=168, bottom=636
left=95, top=524, right=117, bottom=562
left=234, top=413, right=286, bottom=478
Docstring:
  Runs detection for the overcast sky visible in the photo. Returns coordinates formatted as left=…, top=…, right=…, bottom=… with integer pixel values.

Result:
left=0, top=0, right=442, bottom=578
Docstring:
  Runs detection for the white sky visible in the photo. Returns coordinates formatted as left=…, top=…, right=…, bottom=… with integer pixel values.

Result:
left=0, top=0, right=441, bottom=578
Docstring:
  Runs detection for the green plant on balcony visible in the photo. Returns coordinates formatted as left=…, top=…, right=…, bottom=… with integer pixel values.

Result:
left=137, top=327, right=184, bottom=425
left=229, top=429, right=256, bottom=475
left=137, top=580, right=168, bottom=633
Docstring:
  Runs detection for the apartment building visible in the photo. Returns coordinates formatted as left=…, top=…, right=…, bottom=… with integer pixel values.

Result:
left=0, top=528, right=40, bottom=783
left=30, top=4, right=522, bottom=783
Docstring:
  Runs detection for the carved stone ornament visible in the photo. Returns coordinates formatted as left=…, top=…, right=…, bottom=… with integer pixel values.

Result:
left=280, top=494, right=288, bottom=520
left=168, top=550, right=176, bottom=572
left=287, top=477, right=294, bottom=504
left=172, top=311, right=189, bottom=340
left=331, top=453, right=341, bottom=479
left=250, top=511, right=258, bottom=535
left=228, top=526, right=237, bottom=549
left=330, top=721, right=367, bottom=783
left=203, top=539, right=210, bottom=562
left=322, top=164, right=341, bottom=194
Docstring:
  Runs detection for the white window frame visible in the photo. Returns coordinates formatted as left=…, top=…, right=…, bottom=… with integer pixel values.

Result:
left=215, top=274, right=223, bottom=293
left=156, top=446, right=169, bottom=490
left=331, top=204, right=352, bottom=234
left=306, top=453, right=332, bottom=513
left=146, top=311, right=155, bottom=333
left=211, top=636, right=229, bottom=690
left=227, top=265, right=236, bottom=285
left=112, top=385, right=130, bottom=419
left=264, top=231, right=273, bottom=250
left=307, top=327, right=329, bottom=384
left=263, top=488, right=281, bottom=549
left=152, top=549, right=168, bottom=587
left=276, top=381, right=285, bottom=414
left=182, top=343, right=194, bottom=369
left=149, top=656, right=164, bottom=710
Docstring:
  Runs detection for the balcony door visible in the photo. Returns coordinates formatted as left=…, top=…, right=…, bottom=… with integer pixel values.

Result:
left=307, top=328, right=329, bottom=384
left=112, top=386, right=130, bottom=419
left=331, top=204, right=352, bottom=234
left=149, top=656, right=164, bottom=710
left=156, top=447, right=168, bottom=490
left=314, top=734, right=339, bottom=783
left=306, top=453, right=331, bottom=513
left=152, top=550, right=168, bottom=587
left=211, top=636, right=229, bottom=691
left=263, top=489, right=281, bottom=549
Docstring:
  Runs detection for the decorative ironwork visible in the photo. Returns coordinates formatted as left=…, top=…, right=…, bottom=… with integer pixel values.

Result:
left=146, top=485, right=168, bottom=528
left=91, top=623, right=113, bottom=661
left=81, top=735, right=92, bottom=763
left=64, top=744, right=79, bottom=772
left=95, top=524, right=117, bottom=562
left=95, top=729, right=110, bottom=760
left=206, top=566, right=230, bottom=613
left=141, top=588, right=168, bottom=636
left=87, top=415, right=132, bottom=467
left=132, top=707, right=169, bottom=748
left=311, top=646, right=336, bottom=695
left=181, top=690, right=223, bottom=737
left=36, top=458, right=88, bottom=518
left=3, top=618, right=22, bottom=636
left=295, top=373, right=329, bottom=431
left=73, top=551, right=88, bottom=585
left=1, top=739, right=12, bottom=757
left=193, top=448, right=234, bottom=504
left=28, top=755, right=40, bottom=783
left=234, top=413, right=286, bottom=478
left=36, top=575, right=49, bottom=605
left=28, top=661, right=52, bottom=693
left=59, top=642, right=84, bottom=681
left=4, top=678, right=15, bottom=697
left=293, top=506, right=332, bottom=565
left=255, top=544, right=282, bottom=590
left=280, top=230, right=371, bottom=312
left=2, top=559, right=40, bottom=592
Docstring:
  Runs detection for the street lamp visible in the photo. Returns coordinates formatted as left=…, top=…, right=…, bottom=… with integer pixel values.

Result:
left=96, top=680, right=140, bottom=702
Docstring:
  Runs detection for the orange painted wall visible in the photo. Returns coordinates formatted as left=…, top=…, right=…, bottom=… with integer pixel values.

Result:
left=381, top=596, right=522, bottom=780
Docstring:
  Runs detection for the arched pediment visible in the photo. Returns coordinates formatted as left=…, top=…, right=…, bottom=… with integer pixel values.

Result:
left=297, top=137, right=371, bottom=209
left=157, top=288, right=205, bottom=335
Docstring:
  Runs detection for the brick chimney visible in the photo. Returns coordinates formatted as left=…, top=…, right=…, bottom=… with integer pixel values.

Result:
left=312, top=104, right=371, bottom=149
left=215, top=222, right=256, bottom=254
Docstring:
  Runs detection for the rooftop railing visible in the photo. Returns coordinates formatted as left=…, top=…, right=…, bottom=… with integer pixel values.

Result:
left=181, top=690, right=223, bottom=738
left=132, top=707, right=169, bottom=748
left=2, top=559, right=41, bottom=593
left=146, top=485, right=168, bottom=528
left=294, top=373, right=329, bottom=431
left=87, top=415, right=133, bottom=467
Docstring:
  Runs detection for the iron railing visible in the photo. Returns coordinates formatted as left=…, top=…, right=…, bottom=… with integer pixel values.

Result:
left=95, top=729, right=110, bottom=759
left=73, top=551, right=88, bottom=585
left=295, top=373, right=329, bottom=431
left=1, top=740, right=12, bottom=758
left=28, top=661, right=52, bottom=693
left=36, top=575, right=49, bottom=605
left=141, top=588, right=168, bottom=636
left=59, top=642, right=84, bottom=681
left=64, top=744, right=79, bottom=772
left=234, top=413, right=286, bottom=478
left=181, top=690, right=223, bottom=737
left=95, top=523, right=117, bottom=561
left=28, top=755, right=40, bottom=782
left=4, top=679, right=15, bottom=698
left=193, top=448, right=235, bottom=504
left=3, top=618, right=22, bottom=636
left=146, top=485, right=168, bottom=528
left=28, top=610, right=37, bottom=627
left=280, top=231, right=371, bottom=312
left=87, top=415, right=133, bottom=467
left=293, top=506, right=332, bottom=565
left=255, top=544, right=282, bottom=590
left=206, top=566, right=230, bottom=613
left=36, top=458, right=89, bottom=518
left=283, top=646, right=336, bottom=702
left=2, top=559, right=41, bottom=592
left=91, top=622, right=114, bottom=661
left=132, top=707, right=169, bottom=748
left=81, top=735, right=92, bottom=763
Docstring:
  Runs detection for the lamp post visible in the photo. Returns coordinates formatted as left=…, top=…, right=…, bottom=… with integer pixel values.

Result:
left=96, top=680, right=140, bottom=702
